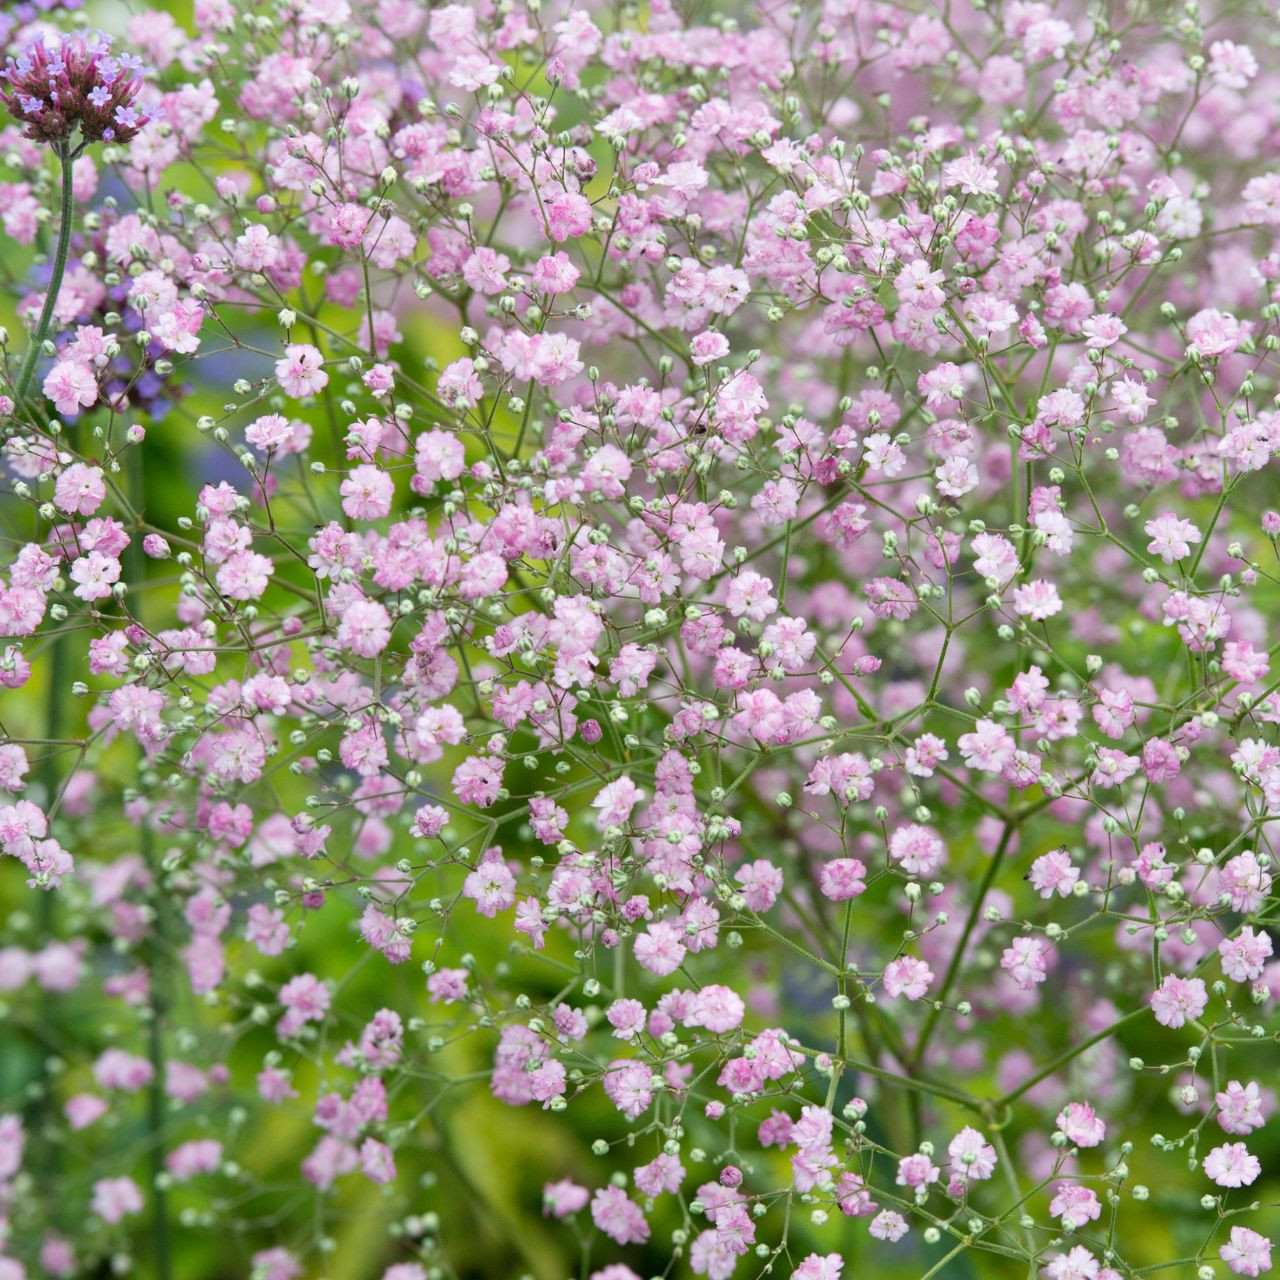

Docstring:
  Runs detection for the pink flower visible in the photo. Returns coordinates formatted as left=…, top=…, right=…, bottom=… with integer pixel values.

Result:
left=691, top=330, right=730, bottom=365
left=1209, top=40, right=1258, bottom=88
left=1050, top=1182, right=1101, bottom=1228
left=336, top=598, right=392, bottom=657
left=1219, top=927, right=1273, bottom=983
left=340, top=464, right=395, bottom=520
left=1216, top=1081, right=1267, bottom=1135
left=1013, top=579, right=1063, bottom=620
left=543, top=1179, right=589, bottom=1218
left=635, top=1153, right=684, bottom=1197
left=792, top=1254, right=843, bottom=1280
left=1056, top=1102, right=1105, bottom=1148
left=69, top=551, right=120, bottom=602
left=462, top=246, right=509, bottom=294
left=462, top=853, right=515, bottom=917
left=414, top=430, right=467, bottom=487
left=819, top=858, right=867, bottom=901
left=1145, top=513, right=1202, bottom=564
left=1185, top=309, right=1243, bottom=359
left=274, top=343, right=328, bottom=397
left=1204, top=1143, right=1261, bottom=1188
left=1221, top=1227, right=1273, bottom=1277
left=592, top=776, right=644, bottom=827
left=215, top=550, right=273, bottom=600
left=252, top=1249, right=302, bottom=1280
left=602, top=1060, right=654, bottom=1119
left=687, top=985, right=744, bottom=1034
left=883, top=956, right=933, bottom=1000
left=590, top=1186, right=649, bottom=1245
left=634, top=921, right=686, bottom=976
left=1030, top=850, right=1080, bottom=898
left=43, top=360, right=97, bottom=415
left=895, top=1153, right=939, bottom=1189
left=1151, top=975, right=1208, bottom=1028
left=869, top=1210, right=908, bottom=1241
left=1081, top=311, right=1127, bottom=349
left=1001, top=936, right=1052, bottom=990
left=947, top=1127, right=997, bottom=1182
left=166, top=1139, right=222, bottom=1181
left=90, top=1177, right=143, bottom=1224
left=888, top=824, right=946, bottom=875
left=53, top=463, right=106, bottom=515
left=545, top=191, right=592, bottom=241
left=451, top=757, right=503, bottom=808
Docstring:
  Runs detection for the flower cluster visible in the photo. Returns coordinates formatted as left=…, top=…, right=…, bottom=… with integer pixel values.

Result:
left=0, top=1, right=1276, bottom=1279
left=0, top=29, right=157, bottom=149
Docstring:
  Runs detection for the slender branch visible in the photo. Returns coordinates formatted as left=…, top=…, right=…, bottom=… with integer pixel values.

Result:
left=910, top=820, right=1017, bottom=1069
left=11, top=142, right=75, bottom=407
left=129, top=446, right=173, bottom=1280
left=998, top=1009, right=1146, bottom=1107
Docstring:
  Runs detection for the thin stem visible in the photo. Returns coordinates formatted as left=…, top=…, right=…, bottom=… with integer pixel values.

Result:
left=910, top=821, right=1016, bottom=1069
left=133, top=817, right=175, bottom=1280
left=16, top=137, right=76, bottom=1240
left=129, top=448, right=172, bottom=1280
left=145, top=973, right=173, bottom=1280
left=30, top=625, right=69, bottom=1195
left=12, top=143, right=76, bottom=406
left=998, top=1009, right=1145, bottom=1107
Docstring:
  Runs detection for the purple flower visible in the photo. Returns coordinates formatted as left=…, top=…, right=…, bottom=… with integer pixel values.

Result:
left=0, top=30, right=157, bottom=147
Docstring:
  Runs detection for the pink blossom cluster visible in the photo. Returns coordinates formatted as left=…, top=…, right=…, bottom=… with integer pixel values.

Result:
left=0, top=0, right=1276, bottom=1278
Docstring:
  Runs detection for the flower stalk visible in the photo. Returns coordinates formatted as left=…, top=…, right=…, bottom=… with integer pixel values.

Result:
left=11, top=141, right=74, bottom=408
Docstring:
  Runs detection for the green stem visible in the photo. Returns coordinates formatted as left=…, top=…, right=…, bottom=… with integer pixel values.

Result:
left=998, top=1009, right=1145, bottom=1107
left=911, top=821, right=1016, bottom=1069
left=37, top=635, right=68, bottom=828
left=30, top=625, right=69, bottom=1202
left=144, top=971, right=173, bottom=1280
left=12, top=143, right=75, bottom=406
left=26, top=147, right=76, bottom=1210
left=128, top=450, right=171, bottom=1280
left=918, top=1240, right=971, bottom=1280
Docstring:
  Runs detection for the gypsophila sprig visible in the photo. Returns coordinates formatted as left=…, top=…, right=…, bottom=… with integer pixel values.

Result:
left=0, top=1, right=1276, bottom=1279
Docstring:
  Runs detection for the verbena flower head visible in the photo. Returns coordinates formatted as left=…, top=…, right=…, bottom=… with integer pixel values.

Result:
left=0, top=29, right=156, bottom=147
